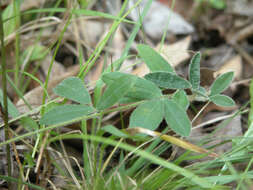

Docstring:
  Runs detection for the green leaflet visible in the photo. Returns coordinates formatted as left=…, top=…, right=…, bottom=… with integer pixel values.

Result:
left=210, top=94, right=235, bottom=107
left=119, top=97, right=142, bottom=104
left=101, top=72, right=133, bottom=84
left=189, top=52, right=201, bottom=90
left=40, top=105, right=95, bottom=125
left=164, top=99, right=191, bottom=136
left=20, top=117, right=39, bottom=132
left=130, top=100, right=164, bottom=131
left=21, top=45, right=48, bottom=62
left=172, top=90, right=189, bottom=110
left=209, top=0, right=226, bottom=9
left=53, top=77, right=91, bottom=104
left=97, top=75, right=137, bottom=110
left=102, top=72, right=162, bottom=101
left=145, top=72, right=191, bottom=89
left=210, top=72, right=234, bottom=96
left=137, top=44, right=174, bottom=73
left=3, top=2, right=16, bottom=37
left=0, top=89, right=20, bottom=118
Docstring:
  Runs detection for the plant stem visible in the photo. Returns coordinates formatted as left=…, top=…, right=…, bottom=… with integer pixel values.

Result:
left=14, top=0, right=20, bottom=87
left=0, top=3, right=12, bottom=185
left=0, top=100, right=145, bottom=148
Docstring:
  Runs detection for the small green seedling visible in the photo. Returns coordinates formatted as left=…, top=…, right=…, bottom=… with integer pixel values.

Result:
left=40, top=44, right=235, bottom=137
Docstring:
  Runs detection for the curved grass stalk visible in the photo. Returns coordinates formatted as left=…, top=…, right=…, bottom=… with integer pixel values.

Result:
left=48, top=133, right=215, bottom=189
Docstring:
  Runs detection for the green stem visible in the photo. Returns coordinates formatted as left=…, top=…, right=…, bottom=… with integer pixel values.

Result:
left=14, top=0, right=20, bottom=87
left=117, top=0, right=153, bottom=70
left=78, top=0, right=141, bottom=79
left=159, top=0, right=176, bottom=51
left=0, top=100, right=145, bottom=148
left=32, top=9, right=73, bottom=170
left=0, top=3, right=12, bottom=185
left=41, top=12, right=73, bottom=115
left=81, top=120, right=92, bottom=179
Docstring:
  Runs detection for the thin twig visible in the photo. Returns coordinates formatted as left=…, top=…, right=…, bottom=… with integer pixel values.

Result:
left=191, top=101, right=210, bottom=124
left=229, top=23, right=253, bottom=44
left=193, top=109, right=249, bottom=130
left=232, top=43, right=253, bottom=66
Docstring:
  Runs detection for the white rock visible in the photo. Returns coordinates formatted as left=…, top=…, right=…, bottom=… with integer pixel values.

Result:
left=128, top=0, right=194, bottom=39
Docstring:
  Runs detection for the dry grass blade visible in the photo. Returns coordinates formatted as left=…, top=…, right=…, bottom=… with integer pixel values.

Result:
left=101, top=138, right=124, bottom=174
left=126, top=127, right=219, bottom=158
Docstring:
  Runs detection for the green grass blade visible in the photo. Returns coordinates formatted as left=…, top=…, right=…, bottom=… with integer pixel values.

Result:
left=0, top=175, right=44, bottom=190
left=49, top=133, right=215, bottom=189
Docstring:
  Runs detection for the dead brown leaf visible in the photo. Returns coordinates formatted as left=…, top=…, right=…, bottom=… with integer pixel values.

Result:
left=214, top=55, right=242, bottom=79
left=155, top=36, right=192, bottom=68
left=16, top=65, right=80, bottom=114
